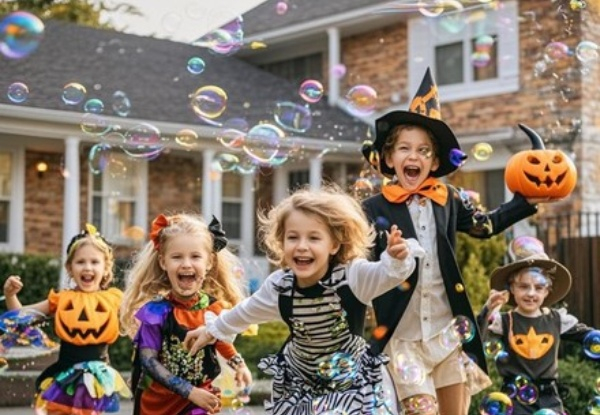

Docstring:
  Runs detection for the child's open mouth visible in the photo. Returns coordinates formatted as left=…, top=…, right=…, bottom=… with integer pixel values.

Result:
left=404, top=166, right=421, bottom=178
left=177, top=274, right=198, bottom=289
left=80, top=275, right=95, bottom=284
left=294, top=257, right=313, bottom=266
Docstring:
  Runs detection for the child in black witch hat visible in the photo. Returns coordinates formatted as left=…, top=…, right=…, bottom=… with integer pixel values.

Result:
left=361, top=68, right=547, bottom=414
left=478, top=236, right=596, bottom=414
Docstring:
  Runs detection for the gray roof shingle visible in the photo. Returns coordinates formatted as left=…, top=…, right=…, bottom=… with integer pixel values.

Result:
left=0, top=19, right=368, bottom=142
left=242, top=0, right=386, bottom=35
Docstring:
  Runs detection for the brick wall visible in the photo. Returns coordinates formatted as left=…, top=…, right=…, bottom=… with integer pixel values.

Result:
left=24, top=151, right=67, bottom=255
left=336, top=0, right=595, bottom=219
left=23, top=149, right=204, bottom=258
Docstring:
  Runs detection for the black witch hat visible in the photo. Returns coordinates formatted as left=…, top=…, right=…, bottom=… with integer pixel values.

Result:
left=362, top=67, right=464, bottom=178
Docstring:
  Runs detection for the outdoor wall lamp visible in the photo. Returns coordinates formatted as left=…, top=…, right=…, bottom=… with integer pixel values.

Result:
left=36, top=161, right=48, bottom=178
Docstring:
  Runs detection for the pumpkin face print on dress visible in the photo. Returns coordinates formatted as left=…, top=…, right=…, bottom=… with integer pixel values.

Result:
left=55, top=291, right=119, bottom=345
left=505, top=124, right=577, bottom=199
left=509, top=326, right=555, bottom=359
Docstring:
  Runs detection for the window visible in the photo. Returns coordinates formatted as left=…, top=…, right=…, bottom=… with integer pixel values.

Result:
left=222, top=172, right=242, bottom=242
left=259, top=53, right=323, bottom=85
left=90, top=152, right=146, bottom=244
left=288, top=170, right=309, bottom=191
left=0, top=152, right=11, bottom=243
left=409, top=1, right=518, bottom=101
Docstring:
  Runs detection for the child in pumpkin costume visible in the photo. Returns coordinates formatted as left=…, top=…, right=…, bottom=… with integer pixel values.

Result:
left=478, top=236, right=596, bottom=414
left=120, top=213, right=252, bottom=415
left=360, top=68, right=544, bottom=414
left=184, top=185, right=423, bottom=415
left=2, top=224, right=130, bottom=415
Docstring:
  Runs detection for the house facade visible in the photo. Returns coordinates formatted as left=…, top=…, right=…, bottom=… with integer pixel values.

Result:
left=242, top=0, right=600, bottom=243
left=1, top=0, right=599, bottom=289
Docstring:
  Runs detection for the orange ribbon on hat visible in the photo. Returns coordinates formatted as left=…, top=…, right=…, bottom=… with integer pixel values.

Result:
left=150, top=214, right=170, bottom=250
left=382, top=177, right=448, bottom=206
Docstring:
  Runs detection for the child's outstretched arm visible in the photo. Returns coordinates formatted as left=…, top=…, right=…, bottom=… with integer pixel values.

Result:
left=3, top=275, right=50, bottom=314
left=185, top=271, right=285, bottom=355
left=477, top=289, right=509, bottom=338
left=349, top=225, right=426, bottom=304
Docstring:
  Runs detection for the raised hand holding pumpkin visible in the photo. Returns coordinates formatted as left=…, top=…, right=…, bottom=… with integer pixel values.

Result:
left=505, top=124, right=577, bottom=201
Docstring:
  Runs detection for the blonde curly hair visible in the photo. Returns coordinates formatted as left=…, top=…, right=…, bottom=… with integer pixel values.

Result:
left=258, top=184, right=375, bottom=268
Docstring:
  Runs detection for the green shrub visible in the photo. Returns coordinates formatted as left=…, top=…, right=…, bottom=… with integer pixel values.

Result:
left=233, top=321, right=290, bottom=379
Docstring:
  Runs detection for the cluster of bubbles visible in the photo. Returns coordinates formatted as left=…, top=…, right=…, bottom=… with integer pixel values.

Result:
left=316, top=352, right=358, bottom=391
left=0, top=309, right=57, bottom=350
left=501, top=375, right=540, bottom=406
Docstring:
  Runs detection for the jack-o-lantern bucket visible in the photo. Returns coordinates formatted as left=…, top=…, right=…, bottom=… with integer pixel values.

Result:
left=505, top=124, right=577, bottom=199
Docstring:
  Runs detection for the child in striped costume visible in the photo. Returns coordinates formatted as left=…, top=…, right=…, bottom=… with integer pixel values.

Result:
left=184, top=185, right=424, bottom=415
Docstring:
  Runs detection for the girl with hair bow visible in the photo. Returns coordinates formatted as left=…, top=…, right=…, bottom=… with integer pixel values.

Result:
left=120, top=213, right=252, bottom=415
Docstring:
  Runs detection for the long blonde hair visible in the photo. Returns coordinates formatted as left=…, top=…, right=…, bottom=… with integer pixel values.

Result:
left=120, top=213, right=244, bottom=337
left=258, top=184, right=374, bottom=269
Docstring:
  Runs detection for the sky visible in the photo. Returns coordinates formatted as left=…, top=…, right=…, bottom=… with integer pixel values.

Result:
left=102, top=0, right=268, bottom=43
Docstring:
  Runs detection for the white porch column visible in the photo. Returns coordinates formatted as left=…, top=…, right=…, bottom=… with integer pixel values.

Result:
left=273, top=167, right=288, bottom=204
left=327, top=27, right=341, bottom=106
left=212, top=173, right=222, bottom=221
left=309, top=157, right=323, bottom=190
left=202, top=149, right=215, bottom=221
left=240, top=173, right=255, bottom=258
left=61, top=136, right=81, bottom=288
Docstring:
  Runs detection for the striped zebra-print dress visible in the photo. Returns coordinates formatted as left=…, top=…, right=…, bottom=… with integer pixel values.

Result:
left=257, top=267, right=397, bottom=415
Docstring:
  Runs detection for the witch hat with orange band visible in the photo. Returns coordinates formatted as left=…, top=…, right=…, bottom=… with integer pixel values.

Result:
left=362, top=67, right=465, bottom=178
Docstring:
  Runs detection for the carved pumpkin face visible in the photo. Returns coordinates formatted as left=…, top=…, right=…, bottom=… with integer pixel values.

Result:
left=55, top=291, right=119, bottom=345
left=506, top=149, right=577, bottom=198
left=509, top=326, right=554, bottom=359
left=505, top=124, right=577, bottom=198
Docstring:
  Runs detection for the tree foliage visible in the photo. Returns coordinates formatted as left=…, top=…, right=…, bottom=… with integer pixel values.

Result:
left=456, top=232, right=507, bottom=314
left=0, top=0, right=140, bottom=28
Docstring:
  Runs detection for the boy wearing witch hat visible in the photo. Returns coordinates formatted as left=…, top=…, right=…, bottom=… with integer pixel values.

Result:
left=361, top=68, right=541, bottom=414
left=478, top=236, right=595, bottom=414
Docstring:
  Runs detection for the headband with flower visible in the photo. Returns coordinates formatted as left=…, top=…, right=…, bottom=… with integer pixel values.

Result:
left=150, top=214, right=228, bottom=252
left=66, top=223, right=111, bottom=255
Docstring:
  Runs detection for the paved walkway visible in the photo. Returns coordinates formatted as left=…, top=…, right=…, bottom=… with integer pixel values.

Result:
left=0, top=400, right=269, bottom=414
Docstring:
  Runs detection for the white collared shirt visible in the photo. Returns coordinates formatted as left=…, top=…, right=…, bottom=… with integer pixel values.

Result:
left=393, top=196, right=454, bottom=341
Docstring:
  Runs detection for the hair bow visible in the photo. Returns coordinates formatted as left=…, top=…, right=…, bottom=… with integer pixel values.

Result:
left=150, top=214, right=169, bottom=251
left=66, top=223, right=110, bottom=255
left=209, top=216, right=228, bottom=252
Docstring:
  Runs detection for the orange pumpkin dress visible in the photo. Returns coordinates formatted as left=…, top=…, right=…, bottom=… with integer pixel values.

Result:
left=35, top=288, right=131, bottom=415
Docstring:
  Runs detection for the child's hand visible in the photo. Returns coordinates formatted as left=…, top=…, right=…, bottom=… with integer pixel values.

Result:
left=385, top=225, right=409, bottom=260
left=188, top=386, right=221, bottom=414
left=526, top=196, right=563, bottom=204
left=234, top=364, right=253, bottom=390
left=485, top=289, right=509, bottom=311
left=3, top=276, right=23, bottom=298
left=183, top=327, right=216, bottom=355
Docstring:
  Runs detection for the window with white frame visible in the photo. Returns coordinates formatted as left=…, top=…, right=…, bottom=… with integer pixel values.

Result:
left=90, top=152, right=146, bottom=245
left=221, top=172, right=242, bottom=246
left=408, top=1, right=518, bottom=101
left=0, top=152, right=12, bottom=244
